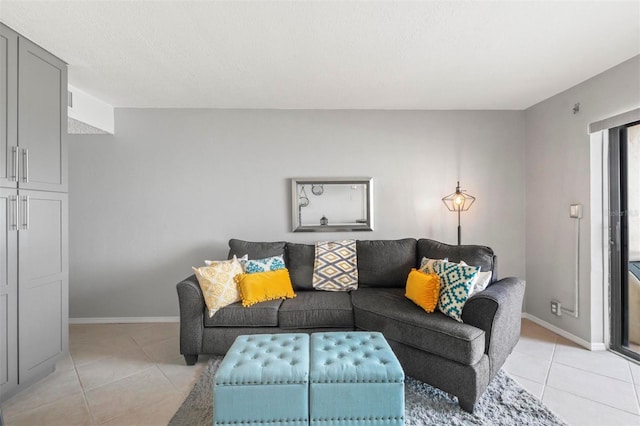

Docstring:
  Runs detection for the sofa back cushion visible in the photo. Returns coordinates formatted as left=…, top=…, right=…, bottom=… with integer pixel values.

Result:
left=356, top=239, right=417, bottom=288
left=417, top=238, right=497, bottom=282
left=227, top=239, right=286, bottom=260
left=286, top=242, right=315, bottom=291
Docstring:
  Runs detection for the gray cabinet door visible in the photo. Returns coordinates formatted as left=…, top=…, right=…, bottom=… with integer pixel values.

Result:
left=0, top=189, right=18, bottom=401
left=18, top=38, right=67, bottom=192
left=0, top=25, right=17, bottom=189
left=18, top=190, right=68, bottom=384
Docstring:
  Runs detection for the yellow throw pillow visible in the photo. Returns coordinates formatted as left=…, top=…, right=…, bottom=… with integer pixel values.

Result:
left=192, top=256, right=244, bottom=318
left=235, top=268, right=296, bottom=307
left=405, top=268, right=441, bottom=313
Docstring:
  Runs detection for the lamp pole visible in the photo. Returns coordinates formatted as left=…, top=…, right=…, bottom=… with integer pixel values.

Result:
left=457, top=208, right=461, bottom=245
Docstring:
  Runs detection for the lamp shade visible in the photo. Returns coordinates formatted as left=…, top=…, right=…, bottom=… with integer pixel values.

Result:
left=442, top=181, right=475, bottom=212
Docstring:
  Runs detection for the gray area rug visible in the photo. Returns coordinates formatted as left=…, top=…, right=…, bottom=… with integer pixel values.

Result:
left=170, top=357, right=565, bottom=426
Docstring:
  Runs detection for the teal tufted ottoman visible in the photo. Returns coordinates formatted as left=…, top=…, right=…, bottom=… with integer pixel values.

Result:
left=309, top=332, right=405, bottom=425
left=213, top=333, right=310, bottom=425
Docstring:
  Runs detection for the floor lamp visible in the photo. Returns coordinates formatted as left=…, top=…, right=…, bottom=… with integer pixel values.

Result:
left=442, top=181, right=476, bottom=245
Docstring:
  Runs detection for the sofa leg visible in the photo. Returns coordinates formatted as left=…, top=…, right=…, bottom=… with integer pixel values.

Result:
left=184, top=354, right=198, bottom=365
left=458, top=397, right=476, bottom=413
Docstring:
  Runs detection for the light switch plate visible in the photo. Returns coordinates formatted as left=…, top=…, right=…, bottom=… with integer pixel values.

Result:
left=570, top=204, right=583, bottom=219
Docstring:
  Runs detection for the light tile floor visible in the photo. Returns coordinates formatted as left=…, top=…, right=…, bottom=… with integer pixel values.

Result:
left=1, top=322, right=210, bottom=426
left=504, top=320, right=640, bottom=425
left=0, top=319, right=639, bottom=425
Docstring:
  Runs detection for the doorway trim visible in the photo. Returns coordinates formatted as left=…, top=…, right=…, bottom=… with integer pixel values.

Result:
left=589, top=108, right=640, bottom=353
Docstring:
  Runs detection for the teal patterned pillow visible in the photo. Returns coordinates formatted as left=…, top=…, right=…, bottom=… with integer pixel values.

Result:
left=241, top=255, right=286, bottom=274
left=434, top=260, right=480, bottom=322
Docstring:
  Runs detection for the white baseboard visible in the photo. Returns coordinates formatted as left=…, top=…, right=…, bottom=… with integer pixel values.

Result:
left=521, top=313, right=607, bottom=351
left=69, top=316, right=179, bottom=324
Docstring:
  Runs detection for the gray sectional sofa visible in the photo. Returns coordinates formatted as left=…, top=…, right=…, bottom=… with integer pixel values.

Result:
left=176, top=238, right=525, bottom=412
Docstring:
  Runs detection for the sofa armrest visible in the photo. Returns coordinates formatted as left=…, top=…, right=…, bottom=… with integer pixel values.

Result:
left=176, top=275, right=204, bottom=357
left=461, top=277, right=525, bottom=379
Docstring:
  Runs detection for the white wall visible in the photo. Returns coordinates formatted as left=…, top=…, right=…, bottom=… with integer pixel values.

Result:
left=525, top=55, right=640, bottom=343
left=68, top=109, right=525, bottom=318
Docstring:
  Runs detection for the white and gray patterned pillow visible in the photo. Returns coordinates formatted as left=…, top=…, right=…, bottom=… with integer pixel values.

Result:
left=419, top=256, right=448, bottom=273
left=204, top=254, right=247, bottom=266
left=313, top=240, right=358, bottom=291
left=459, top=260, right=492, bottom=296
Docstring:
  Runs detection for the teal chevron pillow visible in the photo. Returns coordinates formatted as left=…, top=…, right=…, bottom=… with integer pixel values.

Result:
left=240, top=255, right=286, bottom=274
left=433, top=260, right=480, bottom=322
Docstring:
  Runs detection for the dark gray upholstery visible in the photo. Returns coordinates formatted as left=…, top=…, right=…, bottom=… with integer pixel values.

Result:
left=385, top=338, right=490, bottom=413
left=356, top=239, right=417, bottom=288
left=227, top=239, right=286, bottom=260
left=417, top=238, right=497, bottom=281
left=176, top=275, right=204, bottom=360
left=278, top=291, right=353, bottom=329
left=286, top=242, right=315, bottom=290
left=351, top=288, right=485, bottom=365
left=462, top=277, right=526, bottom=379
left=204, top=300, right=282, bottom=327
left=177, top=238, right=525, bottom=413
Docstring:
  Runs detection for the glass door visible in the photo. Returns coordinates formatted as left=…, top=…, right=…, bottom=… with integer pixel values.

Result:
left=609, top=121, right=640, bottom=361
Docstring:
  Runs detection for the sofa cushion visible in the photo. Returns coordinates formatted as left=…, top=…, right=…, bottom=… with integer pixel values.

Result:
left=286, top=243, right=315, bottom=291
left=204, top=299, right=283, bottom=327
left=417, top=239, right=496, bottom=283
left=228, top=239, right=286, bottom=260
left=356, top=239, right=417, bottom=288
left=351, top=288, right=485, bottom=365
left=279, top=291, right=354, bottom=329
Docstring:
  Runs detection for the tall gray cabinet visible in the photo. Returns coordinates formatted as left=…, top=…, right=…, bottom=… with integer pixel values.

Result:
left=0, top=23, right=68, bottom=402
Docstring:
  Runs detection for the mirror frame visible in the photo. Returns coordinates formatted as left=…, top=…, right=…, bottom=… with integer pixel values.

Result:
left=291, top=177, right=374, bottom=232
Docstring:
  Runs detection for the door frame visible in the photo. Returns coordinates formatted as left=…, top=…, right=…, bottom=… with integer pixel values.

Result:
left=608, top=121, right=640, bottom=362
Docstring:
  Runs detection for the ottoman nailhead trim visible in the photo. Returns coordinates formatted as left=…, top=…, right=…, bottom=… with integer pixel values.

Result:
left=310, top=379, right=403, bottom=384
left=217, top=418, right=308, bottom=424
left=311, top=417, right=404, bottom=422
left=217, top=380, right=308, bottom=385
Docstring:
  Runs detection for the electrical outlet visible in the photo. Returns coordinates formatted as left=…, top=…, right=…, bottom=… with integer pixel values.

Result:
left=550, top=300, right=562, bottom=316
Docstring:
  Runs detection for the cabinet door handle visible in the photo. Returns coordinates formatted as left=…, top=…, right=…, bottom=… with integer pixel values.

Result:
left=22, top=148, right=29, bottom=183
left=9, top=195, right=18, bottom=231
left=24, top=196, right=29, bottom=230
left=11, top=146, right=18, bottom=181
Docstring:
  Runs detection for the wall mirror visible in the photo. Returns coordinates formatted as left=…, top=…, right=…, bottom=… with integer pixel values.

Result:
left=291, top=177, right=373, bottom=232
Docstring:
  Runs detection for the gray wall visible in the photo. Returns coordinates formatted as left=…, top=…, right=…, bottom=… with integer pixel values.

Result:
left=524, top=55, right=640, bottom=342
left=68, top=109, right=525, bottom=318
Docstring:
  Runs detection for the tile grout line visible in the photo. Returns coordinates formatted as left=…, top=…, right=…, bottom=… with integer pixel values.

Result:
left=544, top=382, right=640, bottom=418
left=69, top=350, right=98, bottom=426
left=545, top=337, right=640, bottom=417
left=94, top=365, right=178, bottom=426
left=540, top=335, right=557, bottom=401
left=71, top=326, right=157, bottom=425
left=74, top=335, right=161, bottom=393
left=551, top=359, right=636, bottom=384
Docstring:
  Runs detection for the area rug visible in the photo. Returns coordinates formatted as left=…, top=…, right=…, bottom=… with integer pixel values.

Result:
left=169, top=357, right=565, bottom=426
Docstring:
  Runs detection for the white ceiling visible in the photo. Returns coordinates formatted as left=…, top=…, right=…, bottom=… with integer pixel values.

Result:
left=1, top=1, right=638, bottom=109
